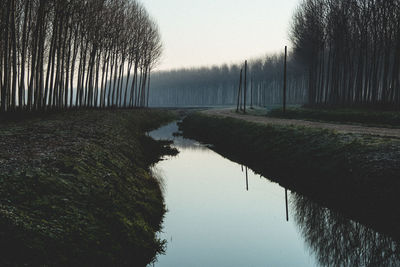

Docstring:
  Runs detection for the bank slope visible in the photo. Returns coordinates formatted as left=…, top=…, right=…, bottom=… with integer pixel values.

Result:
left=0, top=109, right=176, bottom=266
left=181, top=112, right=400, bottom=239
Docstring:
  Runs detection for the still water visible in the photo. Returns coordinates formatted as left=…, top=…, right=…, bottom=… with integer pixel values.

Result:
left=149, top=122, right=400, bottom=267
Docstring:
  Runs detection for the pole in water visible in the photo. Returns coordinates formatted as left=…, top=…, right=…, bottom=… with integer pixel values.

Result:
left=283, top=46, right=287, bottom=113
left=285, top=188, right=289, bottom=222
left=246, top=167, right=249, bottom=191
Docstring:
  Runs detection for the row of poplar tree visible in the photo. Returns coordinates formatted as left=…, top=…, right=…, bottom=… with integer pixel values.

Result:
left=0, top=0, right=162, bottom=112
left=149, top=55, right=308, bottom=107
left=291, top=0, right=400, bottom=107
left=150, top=0, right=400, bottom=109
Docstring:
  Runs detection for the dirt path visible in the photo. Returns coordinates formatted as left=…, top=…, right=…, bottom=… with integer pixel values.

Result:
left=202, top=108, right=400, bottom=138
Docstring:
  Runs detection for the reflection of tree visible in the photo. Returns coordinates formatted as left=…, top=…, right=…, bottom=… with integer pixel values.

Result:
left=172, top=137, right=209, bottom=152
left=292, top=193, right=400, bottom=267
left=149, top=122, right=209, bottom=152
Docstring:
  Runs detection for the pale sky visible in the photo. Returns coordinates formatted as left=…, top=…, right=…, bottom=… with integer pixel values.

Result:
left=143, top=0, right=300, bottom=71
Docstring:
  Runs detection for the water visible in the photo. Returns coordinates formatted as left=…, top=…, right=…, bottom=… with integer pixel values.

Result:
left=149, top=122, right=400, bottom=267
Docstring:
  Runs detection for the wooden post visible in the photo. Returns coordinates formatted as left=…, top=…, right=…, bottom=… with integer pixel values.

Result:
left=283, top=46, right=287, bottom=113
left=285, top=188, right=289, bottom=222
left=250, top=75, right=253, bottom=109
left=236, top=69, right=242, bottom=112
left=244, top=60, right=247, bottom=113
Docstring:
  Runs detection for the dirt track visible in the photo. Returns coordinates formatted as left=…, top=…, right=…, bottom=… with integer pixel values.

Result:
left=202, top=108, right=400, bottom=138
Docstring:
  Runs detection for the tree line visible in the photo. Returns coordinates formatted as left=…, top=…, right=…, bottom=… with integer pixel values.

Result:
left=150, top=0, right=400, bottom=109
left=148, top=54, right=308, bottom=107
left=291, top=0, right=400, bottom=107
left=0, top=0, right=161, bottom=112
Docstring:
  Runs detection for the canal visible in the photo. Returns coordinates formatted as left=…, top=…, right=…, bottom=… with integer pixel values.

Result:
left=149, top=122, right=400, bottom=267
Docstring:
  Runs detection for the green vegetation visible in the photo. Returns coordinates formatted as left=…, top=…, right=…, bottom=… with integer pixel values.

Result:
left=0, top=109, right=177, bottom=266
left=268, top=107, right=400, bottom=127
left=181, top=112, right=400, bottom=238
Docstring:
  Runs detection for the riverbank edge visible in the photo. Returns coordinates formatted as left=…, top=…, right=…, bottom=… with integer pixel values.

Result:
left=181, top=112, right=400, bottom=239
left=0, top=109, right=177, bottom=266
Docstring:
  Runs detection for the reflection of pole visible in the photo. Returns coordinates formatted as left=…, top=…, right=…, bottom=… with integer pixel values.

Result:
left=246, top=167, right=249, bottom=191
left=285, top=188, right=289, bottom=222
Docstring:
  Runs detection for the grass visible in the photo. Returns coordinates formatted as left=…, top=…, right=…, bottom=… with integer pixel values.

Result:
left=267, top=106, right=400, bottom=127
left=181, top=112, right=400, bottom=239
left=0, top=109, right=177, bottom=266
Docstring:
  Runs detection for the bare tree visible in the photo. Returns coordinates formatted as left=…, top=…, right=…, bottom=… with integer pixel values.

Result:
left=0, top=0, right=162, bottom=112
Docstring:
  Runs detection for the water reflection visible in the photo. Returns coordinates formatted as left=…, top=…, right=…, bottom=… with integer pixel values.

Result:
left=151, top=124, right=316, bottom=266
left=285, top=188, right=289, bottom=222
left=149, top=122, right=208, bottom=151
left=292, top=193, right=400, bottom=266
left=150, top=121, right=400, bottom=267
left=242, top=165, right=249, bottom=191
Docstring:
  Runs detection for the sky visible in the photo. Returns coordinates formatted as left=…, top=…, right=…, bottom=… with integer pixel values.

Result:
left=143, top=0, right=300, bottom=71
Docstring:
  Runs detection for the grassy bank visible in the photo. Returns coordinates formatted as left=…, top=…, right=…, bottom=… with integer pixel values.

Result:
left=268, top=107, right=400, bottom=127
left=181, top=112, right=400, bottom=239
left=0, top=109, right=177, bottom=266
